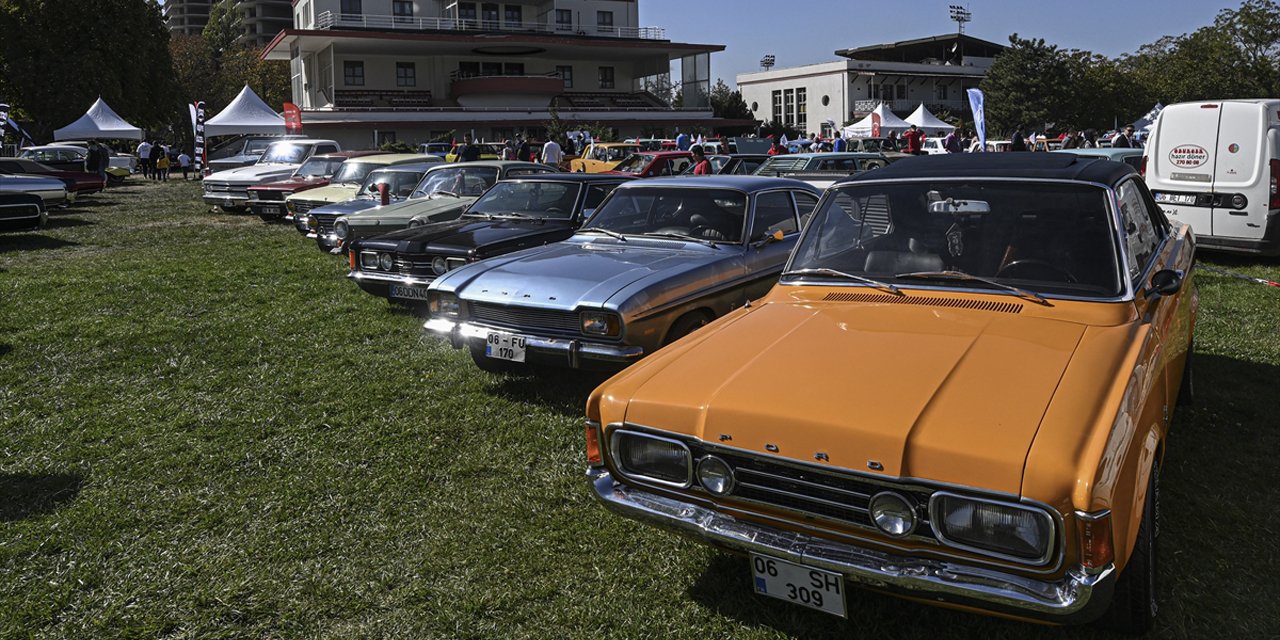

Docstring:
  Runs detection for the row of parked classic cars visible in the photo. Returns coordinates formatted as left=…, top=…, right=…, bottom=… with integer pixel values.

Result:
left=205, top=135, right=1198, bottom=634
left=0, top=144, right=123, bottom=232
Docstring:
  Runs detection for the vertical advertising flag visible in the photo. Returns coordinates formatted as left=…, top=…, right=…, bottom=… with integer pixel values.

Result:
left=871, top=112, right=882, bottom=138
left=283, top=102, right=303, bottom=134
left=967, top=88, right=986, bottom=152
left=0, top=102, right=9, bottom=144
left=192, top=101, right=206, bottom=174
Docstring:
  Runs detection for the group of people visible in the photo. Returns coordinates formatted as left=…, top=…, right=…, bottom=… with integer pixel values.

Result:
left=134, top=140, right=192, bottom=181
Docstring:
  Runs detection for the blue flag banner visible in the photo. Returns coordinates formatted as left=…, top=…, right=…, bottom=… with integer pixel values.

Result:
left=967, top=88, right=986, bottom=152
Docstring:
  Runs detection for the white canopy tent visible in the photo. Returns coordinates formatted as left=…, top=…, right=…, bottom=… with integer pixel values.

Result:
left=53, top=97, right=142, bottom=140
left=905, top=103, right=955, bottom=137
left=203, top=85, right=286, bottom=136
left=842, top=103, right=912, bottom=138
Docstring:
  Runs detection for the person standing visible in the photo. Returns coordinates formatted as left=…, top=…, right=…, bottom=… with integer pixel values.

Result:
left=675, top=130, right=690, bottom=151
left=540, top=136, right=563, bottom=169
left=94, top=141, right=110, bottom=185
left=516, top=136, right=532, bottom=163
left=1081, top=129, right=1098, bottom=148
left=942, top=129, right=961, bottom=153
left=455, top=134, right=481, bottom=162
left=502, top=138, right=516, bottom=160
left=832, top=135, right=846, bottom=152
left=691, top=145, right=713, bottom=175
left=1010, top=125, right=1028, bottom=152
left=177, top=150, right=191, bottom=180
left=1112, top=125, right=1138, bottom=148
left=136, top=139, right=152, bottom=178
left=156, top=147, right=170, bottom=181
left=86, top=142, right=103, bottom=180
left=902, top=124, right=925, bottom=155
left=148, top=142, right=163, bottom=180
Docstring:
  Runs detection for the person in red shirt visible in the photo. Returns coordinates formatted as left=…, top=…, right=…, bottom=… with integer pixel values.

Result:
left=903, top=124, right=926, bottom=155
left=691, top=145, right=713, bottom=175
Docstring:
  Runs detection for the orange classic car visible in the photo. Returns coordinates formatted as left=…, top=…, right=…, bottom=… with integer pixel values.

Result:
left=585, top=153, right=1197, bottom=632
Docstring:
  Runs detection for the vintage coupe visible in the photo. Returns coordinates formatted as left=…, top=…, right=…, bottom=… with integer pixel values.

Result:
left=605, top=151, right=694, bottom=177
left=0, top=192, right=46, bottom=232
left=569, top=142, right=640, bottom=173
left=203, top=138, right=341, bottom=211
left=284, top=153, right=439, bottom=216
left=248, top=150, right=383, bottom=221
left=296, top=162, right=439, bottom=238
left=584, top=154, right=1196, bottom=632
left=0, top=158, right=105, bottom=198
left=347, top=173, right=632, bottom=303
left=424, top=176, right=822, bottom=371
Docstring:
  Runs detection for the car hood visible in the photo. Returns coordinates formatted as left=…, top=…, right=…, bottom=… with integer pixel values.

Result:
left=345, top=195, right=475, bottom=227
left=205, top=163, right=299, bottom=184
left=310, top=198, right=380, bottom=216
left=618, top=300, right=1088, bottom=495
left=292, top=183, right=360, bottom=203
left=250, top=176, right=328, bottom=191
left=360, top=217, right=578, bottom=253
left=451, top=238, right=720, bottom=311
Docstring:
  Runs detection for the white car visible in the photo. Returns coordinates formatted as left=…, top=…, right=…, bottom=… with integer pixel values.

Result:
left=202, top=139, right=341, bottom=211
left=921, top=138, right=947, bottom=155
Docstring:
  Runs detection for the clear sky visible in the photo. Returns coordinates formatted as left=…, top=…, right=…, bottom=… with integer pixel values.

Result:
left=642, top=0, right=1244, bottom=87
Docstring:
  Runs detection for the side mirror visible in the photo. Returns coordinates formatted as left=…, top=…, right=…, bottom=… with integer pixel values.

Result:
left=1145, top=269, right=1183, bottom=299
left=754, top=228, right=786, bottom=246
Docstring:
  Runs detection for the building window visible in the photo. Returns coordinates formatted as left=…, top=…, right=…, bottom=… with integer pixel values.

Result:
left=396, top=62, right=416, bottom=87
left=377, top=131, right=397, bottom=146
left=481, top=61, right=502, bottom=76
left=481, top=3, right=499, bottom=28
left=598, top=66, right=615, bottom=89
left=458, top=2, right=477, bottom=25
left=597, top=11, right=613, bottom=33
left=772, top=90, right=782, bottom=123
left=458, top=61, right=480, bottom=77
left=504, top=5, right=522, bottom=26
left=555, top=9, right=572, bottom=30
left=783, top=88, right=795, bottom=126
left=503, top=62, right=524, bottom=76
left=896, top=84, right=906, bottom=100
left=796, top=87, right=807, bottom=132
left=557, top=65, right=573, bottom=88
left=343, top=60, right=364, bottom=86
left=340, top=0, right=361, bottom=15
left=935, top=84, right=948, bottom=101
left=393, top=0, right=413, bottom=23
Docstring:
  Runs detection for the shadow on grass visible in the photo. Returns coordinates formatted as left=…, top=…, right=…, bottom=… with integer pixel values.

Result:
left=0, top=235, right=78, bottom=254
left=43, top=216, right=95, bottom=230
left=486, top=368, right=608, bottom=417
left=0, top=472, right=85, bottom=522
left=0, top=344, right=10, bottom=358
left=680, top=352, right=1279, bottom=638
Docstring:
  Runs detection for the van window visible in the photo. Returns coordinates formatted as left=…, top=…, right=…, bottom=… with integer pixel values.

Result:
left=1116, top=179, right=1163, bottom=281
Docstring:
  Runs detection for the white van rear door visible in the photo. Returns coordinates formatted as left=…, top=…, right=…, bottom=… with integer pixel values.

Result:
left=1212, top=102, right=1273, bottom=240
left=1149, top=102, right=1221, bottom=236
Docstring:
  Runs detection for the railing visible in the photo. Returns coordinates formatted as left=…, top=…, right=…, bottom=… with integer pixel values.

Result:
left=315, top=11, right=666, bottom=40
left=852, top=99, right=971, bottom=113
left=448, top=70, right=562, bottom=81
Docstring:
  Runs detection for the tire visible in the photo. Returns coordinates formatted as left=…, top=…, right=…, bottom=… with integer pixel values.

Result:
left=1176, top=341, right=1194, bottom=407
left=469, top=344, right=521, bottom=374
left=664, top=311, right=713, bottom=346
left=1097, top=466, right=1159, bottom=634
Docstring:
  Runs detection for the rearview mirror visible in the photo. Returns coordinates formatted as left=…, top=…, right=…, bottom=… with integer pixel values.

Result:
left=1145, top=269, right=1183, bottom=298
left=928, top=199, right=991, bottom=215
left=754, top=228, right=786, bottom=246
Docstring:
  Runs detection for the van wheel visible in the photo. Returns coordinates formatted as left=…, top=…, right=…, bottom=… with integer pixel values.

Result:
left=1177, top=341, right=1195, bottom=407
left=1097, top=466, right=1159, bottom=634
left=469, top=344, right=521, bottom=374
left=665, top=311, right=713, bottom=346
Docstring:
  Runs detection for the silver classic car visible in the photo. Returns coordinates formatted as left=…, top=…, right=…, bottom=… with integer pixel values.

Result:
left=424, top=176, right=822, bottom=371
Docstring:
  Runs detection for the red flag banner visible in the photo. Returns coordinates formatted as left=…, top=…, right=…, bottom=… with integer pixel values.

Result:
left=283, top=103, right=303, bottom=133
left=871, top=113, right=882, bottom=138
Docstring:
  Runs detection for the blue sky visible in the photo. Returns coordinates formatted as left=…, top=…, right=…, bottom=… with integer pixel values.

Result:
left=643, top=0, right=1244, bottom=87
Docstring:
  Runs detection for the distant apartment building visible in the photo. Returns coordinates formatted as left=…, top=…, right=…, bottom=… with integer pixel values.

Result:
left=164, top=0, right=293, bottom=47
left=260, top=0, right=726, bottom=148
left=737, top=34, right=1005, bottom=138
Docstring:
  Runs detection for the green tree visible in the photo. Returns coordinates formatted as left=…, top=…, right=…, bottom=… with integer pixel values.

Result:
left=708, top=79, right=753, bottom=121
left=215, top=45, right=291, bottom=111
left=203, top=0, right=243, bottom=59
left=170, top=34, right=219, bottom=108
left=978, top=35, right=1073, bottom=136
left=0, top=0, right=182, bottom=141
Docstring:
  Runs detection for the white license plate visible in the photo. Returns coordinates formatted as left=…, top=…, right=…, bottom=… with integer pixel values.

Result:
left=1155, top=193, right=1196, bottom=205
left=751, top=554, right=846, bottom=618
left=485, top=331, right=526, bottom=362
left=389, top=285, right=431, bottom=301
left=259, top=204, right=280, bottom=215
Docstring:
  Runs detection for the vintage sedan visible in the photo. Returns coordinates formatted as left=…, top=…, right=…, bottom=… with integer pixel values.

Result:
left=605, top=151, right=694, bottom=177
left=348, top=173, right=632, bottom=303
left=0, top=192, right=47, bottom=232
left=0, top=158, right=105, bottom=197
left=18, top=145, right=87, bottom=172
left=753, top=151, right=891, bottom=177
left=424, top=176, right=822, bottom=371
left=203, top=139, right=341, bottom=211
left=284, top=153, right=439, bottom=217
left=296, top=162, right=438, bottom=238
left=569, top=142, right=640, bottom=173
left=324, top=161, right=554, bottom=252
left=585, top=153, right=1196, bottom=633
left=0, top=173, right=69, bottom=208
left=248, top=151, right=383, bottom=221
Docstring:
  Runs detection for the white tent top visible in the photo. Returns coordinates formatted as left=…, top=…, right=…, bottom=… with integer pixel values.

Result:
left=204, top=85, right=285, bottom=136
left=842, top=103, right=912, bottom=138
left=905, top=103, right=955, bottom=135
left=53, top=98, right=143, bottom=141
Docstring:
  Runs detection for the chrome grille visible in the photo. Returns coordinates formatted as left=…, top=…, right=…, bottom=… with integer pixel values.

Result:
left=253, top=191, right=285, bottom=202
left=692, top=445, right=937, bottom=541
left=394, top=254, right=436, bottom=276
left=470, top=303, right=580, bottom=334
left=204, top=183, right=248, bottom=198
left=292, top=200, right=325, bottom=214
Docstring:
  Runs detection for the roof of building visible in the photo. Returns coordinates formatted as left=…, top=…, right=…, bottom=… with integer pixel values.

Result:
left=842, top=153, right=1136, bottom=185
left=836, top=33, right=1005, bottom=62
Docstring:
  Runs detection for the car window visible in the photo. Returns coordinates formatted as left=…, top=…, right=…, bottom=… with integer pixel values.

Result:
left=793, top=192, right=820, bottom=227
left=315, top=144, right=338, bottom=155
left=469, top=181, right=578, bottom=218
left=583, top=187, right=747, bottom=242
left=752, top=191, right=799, bottom=238
left=413, top=166, right=500, bottom=197
left=1116, top=179, right=1163, bottom=282
left=506, top=168, right=549, bottom=177
left=670, top=158, right=691, bottom=174
left=583, top=183, right=620, bottom=210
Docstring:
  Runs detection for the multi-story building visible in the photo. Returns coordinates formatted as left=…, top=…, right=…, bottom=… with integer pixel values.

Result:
left=737, top=34, right=1005, bottom=138
left=260, top=0, right=725, bottom=148
left=164, top=0, right=293, bottom=47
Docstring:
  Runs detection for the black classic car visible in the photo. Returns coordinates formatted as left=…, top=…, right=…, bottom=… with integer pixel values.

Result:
left=348, top=173, right=633, bottom=304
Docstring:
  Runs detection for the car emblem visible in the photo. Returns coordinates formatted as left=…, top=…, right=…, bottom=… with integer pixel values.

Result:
left=814, top=452, right=829, bottom=462
left=765, top=443, right=779, bottom=452
left=867, top=460, right=884, bottom=471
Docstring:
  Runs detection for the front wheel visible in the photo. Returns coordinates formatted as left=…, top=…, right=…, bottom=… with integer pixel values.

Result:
left=1097, top=466, right=1159, bottom=634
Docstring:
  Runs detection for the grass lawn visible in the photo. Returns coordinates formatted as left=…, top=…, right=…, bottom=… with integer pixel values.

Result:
left=1, top=178, right=1277, bottom=639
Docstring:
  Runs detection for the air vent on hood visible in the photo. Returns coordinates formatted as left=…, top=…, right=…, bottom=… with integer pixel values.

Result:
left=822, top=292, right=1023, bottom=314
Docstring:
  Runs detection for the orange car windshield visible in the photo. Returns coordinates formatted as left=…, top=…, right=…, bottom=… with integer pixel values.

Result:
left=789, top=181, right=1123, bottom=297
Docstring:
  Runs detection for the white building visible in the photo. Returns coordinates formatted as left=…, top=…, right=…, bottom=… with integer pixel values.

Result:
left=737, top=34, right=1004, bottom=138
left=261, top=0, right=727, bottom=148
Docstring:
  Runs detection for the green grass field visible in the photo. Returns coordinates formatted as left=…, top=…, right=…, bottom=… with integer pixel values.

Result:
left=1, top=179, right=1277, bottom=639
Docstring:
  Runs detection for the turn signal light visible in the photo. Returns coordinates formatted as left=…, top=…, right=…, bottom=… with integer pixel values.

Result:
left=348, top=250, right=357, bottom=271
left=1077, top=511, right=1114, bottom=570
left=585, top=423, right=602, bottom=465
left=1270, top=159, right=1280, bottom=210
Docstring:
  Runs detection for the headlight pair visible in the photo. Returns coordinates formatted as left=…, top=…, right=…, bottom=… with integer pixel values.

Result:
left=359, top=251, right=394, bottom=271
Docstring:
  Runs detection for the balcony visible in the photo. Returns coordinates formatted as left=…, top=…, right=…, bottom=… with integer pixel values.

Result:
left=852, top=99, right=971, bottom=114
left=314, top=11, right=666, bottom=40
left=451, top=73, right=564, bottom=108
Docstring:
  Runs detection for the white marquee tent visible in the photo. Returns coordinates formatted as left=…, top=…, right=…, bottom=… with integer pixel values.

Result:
left=842, top=103, right=912, bottom=138
left=905, top=103, right=956, bottom=137
left=204, top=85, right=285, bottom=136
left=53, top=98, right=143, bottom=140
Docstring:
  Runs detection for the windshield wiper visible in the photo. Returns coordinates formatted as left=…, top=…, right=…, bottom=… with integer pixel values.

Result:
left=894, top=270, right=1050, bottom=305
left=781, top=267, right=901, bottom=294
left=641, top=232, right=720, bottom=248
left=490, top=212, right=532, bottom=219
left=431, top=190, right=460, bottom=198
left=581, top=228, right=626, bottom=241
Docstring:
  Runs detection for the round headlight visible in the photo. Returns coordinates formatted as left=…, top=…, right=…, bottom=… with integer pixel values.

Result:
left=307, top=215, right=318, bottom=230
left=378, top=253, right=394, bottom=270
left=697, top=456, right=735, bottom=496
left=432, top=256, right=448, bottom=275
left=869, top=492, right=917, bottom=538
left=407, top=218, right=422, bottom=228
left=335, top=220, right=349, bottom=239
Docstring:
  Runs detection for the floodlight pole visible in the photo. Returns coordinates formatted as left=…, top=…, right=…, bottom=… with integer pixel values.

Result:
left=948, top=5, right=971, bottom=34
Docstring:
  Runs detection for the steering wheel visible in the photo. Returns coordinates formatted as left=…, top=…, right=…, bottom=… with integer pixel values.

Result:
left=544, top=207, right=565, bottom=214
left=996, top=259, right=1078, bottom=283
left=689, top=225, right=727, bottom=240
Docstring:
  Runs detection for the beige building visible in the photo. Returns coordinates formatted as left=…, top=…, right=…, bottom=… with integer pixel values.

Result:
left=164, top=0, right=293, bottom=47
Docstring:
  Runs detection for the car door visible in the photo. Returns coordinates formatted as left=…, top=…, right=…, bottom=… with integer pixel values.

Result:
left=1118, top=177, right=1174, bottom=432
left=742, top=190, right=803, bottom=300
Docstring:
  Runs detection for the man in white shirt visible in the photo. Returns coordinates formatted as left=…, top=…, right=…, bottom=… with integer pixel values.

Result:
left=540, top=138, right=563, bottom=168
left=136, top=140, right=153, bottom=178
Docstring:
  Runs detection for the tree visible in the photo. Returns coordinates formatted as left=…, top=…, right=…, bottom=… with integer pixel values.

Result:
left=170, top=34, right=218, bottom=109
left=203, top=0, right=243, bottom=59
left=708, top=79, right=753, bottom=121
left=978, top=35, right=1073, bottom=136
left=215, top=45, right=291, bottom=111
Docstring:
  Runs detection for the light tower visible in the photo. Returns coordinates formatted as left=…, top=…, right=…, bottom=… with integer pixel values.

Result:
left=949, top=5, right=971, bottom=34
left=760, top=54, right=776, bottom=71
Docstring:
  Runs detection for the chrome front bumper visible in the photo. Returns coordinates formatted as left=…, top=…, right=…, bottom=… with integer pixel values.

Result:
left=203, top=193, right=249, bottom=207
left=587, top=468, right=1114, bottom=624
left=425, top=319, right=644, bottom=367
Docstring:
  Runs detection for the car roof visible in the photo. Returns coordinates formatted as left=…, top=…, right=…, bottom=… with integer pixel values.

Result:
left=842, top=152, right=1136, bottom=185
left=502, top=173, right=633, bottom=183
left=636, top=150, right=693, bottom=157
left=22, top=145, right=84, bottom=151
left=266, top=139, right=335, bottom=145
left=424, top=160, right=549, bottom=171
left=347, top=153, right=434, bottom=165
left=616, top=175, right=820, bottom=192
left=320, top=150, right=385, bottom=159
left=372, top=162, right=438, bottom=172
left=773, top=152, right=884, bottom=160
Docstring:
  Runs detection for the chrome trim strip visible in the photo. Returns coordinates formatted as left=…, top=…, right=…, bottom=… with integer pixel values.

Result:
left=928, top=491, right=1058, bottom=566
left=610, top=430, right=693, bottom=489
left=734, top=466, right=872, bottom=502
left=734, top=480, right=872, bottom=515
left=422, top=319, right=645, bottom=364
left=589, top=467, right=1113, bottom=621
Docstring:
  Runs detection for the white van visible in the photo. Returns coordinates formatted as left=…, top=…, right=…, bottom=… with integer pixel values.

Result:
left=1145, top=99, right=1280, bottom=255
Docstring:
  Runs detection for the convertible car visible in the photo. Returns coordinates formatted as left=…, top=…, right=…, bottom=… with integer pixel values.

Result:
left=585, top=153, right=1197, bottom=633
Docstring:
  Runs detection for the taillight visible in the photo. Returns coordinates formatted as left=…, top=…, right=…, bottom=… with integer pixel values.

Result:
left=1139, top=155, right=1148, bottom=177
left=1271, top=159, right=1280, bottom=209
left=585, top=423, right=603, bottom=466
left=1077, top=511, right=1114, bottom=570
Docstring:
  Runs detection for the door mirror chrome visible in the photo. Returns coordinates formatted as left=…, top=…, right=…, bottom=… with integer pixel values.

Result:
left=1145, top=269, right=1183, bottom=299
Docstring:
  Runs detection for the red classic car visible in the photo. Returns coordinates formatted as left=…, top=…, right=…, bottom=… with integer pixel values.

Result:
left=606, top=151, right=695, bottom=178
left=0, top=158, right=105, bottom=198
left=247, top=150, right=383, bottom=221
